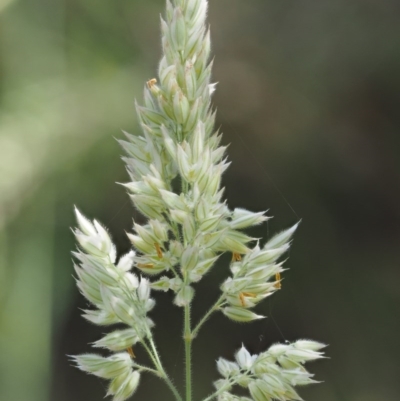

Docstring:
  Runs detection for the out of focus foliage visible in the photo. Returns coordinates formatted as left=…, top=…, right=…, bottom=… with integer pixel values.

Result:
left=0, top=1, right=399, bottom=401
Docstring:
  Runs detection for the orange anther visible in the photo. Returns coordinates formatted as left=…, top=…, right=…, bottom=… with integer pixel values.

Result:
left=232, top=252, right=242, bottom=262
left=239, top=292, right=257, bottom=307
left=239, top=292, right=246, bottom=307
left=274, top=272, right=282, bottom=289
left=127, top=347, right=135, bottom=358
left=242, top=292, right=257, bottom=298
left=137, top=263, right=155, bottom=269
left=154, top=243, right=163, bottom=258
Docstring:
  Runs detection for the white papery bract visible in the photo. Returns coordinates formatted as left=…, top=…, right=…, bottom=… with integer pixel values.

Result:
left=93, top=328, right=140, bottom=352
left=217, top=358, right=240, bottom=378
left=215, top=342, right=326, bottom=401
left=108, top=371, right=141, bottom=401
left=235, top=346, right=256, bottom=370
left=72, top=353, right=133, bottom=379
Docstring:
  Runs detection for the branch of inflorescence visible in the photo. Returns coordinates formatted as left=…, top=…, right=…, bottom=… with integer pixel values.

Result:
left=184, top=303, right=192, bottom=401
left=141, top=337, right=183, bottom=401
left=191, top=294, right=227, bottom=339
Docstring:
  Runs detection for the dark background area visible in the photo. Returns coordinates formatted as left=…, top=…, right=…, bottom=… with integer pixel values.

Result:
left=0, top=0, right=399, bottom=400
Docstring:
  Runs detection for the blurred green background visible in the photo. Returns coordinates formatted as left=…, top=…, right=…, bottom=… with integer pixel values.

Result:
left=1, top=0, right=399, bottom=400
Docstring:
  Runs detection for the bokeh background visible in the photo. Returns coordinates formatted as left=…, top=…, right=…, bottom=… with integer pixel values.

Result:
left=1, top=0, right=399, bottom=400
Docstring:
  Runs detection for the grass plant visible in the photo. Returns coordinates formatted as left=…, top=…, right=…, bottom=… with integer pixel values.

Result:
left=70, top=1, right=326, bottom=400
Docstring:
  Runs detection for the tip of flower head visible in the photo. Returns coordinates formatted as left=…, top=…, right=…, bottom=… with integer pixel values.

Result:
left=295, top=339, right=328, bottom=351
left=67, top=355, right=79, bottom=365
left=73, top=206, right=84, bottom=222
left=293, top=219, right=302, bottom=230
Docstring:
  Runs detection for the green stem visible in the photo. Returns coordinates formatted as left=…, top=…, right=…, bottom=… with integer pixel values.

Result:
left=201, top=377, right=237, bottom=401
left=165, top=375, right=184, bottom=401
left=132, top=363, right=159, bottom=376
left=149, top=338, right=183, bottom=401
left=149, top=337, right=163, bottom=371
left=191, top=294, right=226, bottom=339
left=142, top=339, right=183, bottom=401
left=201, top=368, right=254, bottom=401
left=184, top=303, right=192, bottom=401
left=170, top=264, right=181, bottom=279
left=141, top=340, right=159, bottom=368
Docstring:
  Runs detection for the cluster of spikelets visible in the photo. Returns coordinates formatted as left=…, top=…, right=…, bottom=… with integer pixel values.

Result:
left=71, top=0, right=325, bottom=400
left=220, top=222, right=298, bottom=322
left=215, top=342, right=325, bottom=401
left=72, top=210, right=153, bottom=400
